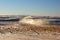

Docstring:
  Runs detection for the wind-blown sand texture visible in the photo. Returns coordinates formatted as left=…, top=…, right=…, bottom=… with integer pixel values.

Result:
left=0, top=24, right=60, bottom=40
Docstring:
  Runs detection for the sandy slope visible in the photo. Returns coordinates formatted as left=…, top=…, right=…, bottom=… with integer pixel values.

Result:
left=0, top=31, right=60, bottom=40
left=0, top=23, right=60, bottom=40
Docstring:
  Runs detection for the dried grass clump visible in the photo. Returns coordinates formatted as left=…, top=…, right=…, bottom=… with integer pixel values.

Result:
left=0, top=25, right=60, bottom=33
left=20, top=26, right=60, bottom=32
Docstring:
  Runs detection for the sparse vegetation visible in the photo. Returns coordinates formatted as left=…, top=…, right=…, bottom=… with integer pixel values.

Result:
left=0, top=24, right=60, bottom=34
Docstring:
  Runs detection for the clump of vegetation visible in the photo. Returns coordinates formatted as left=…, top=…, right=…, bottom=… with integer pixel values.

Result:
left=0, top=24, right=60, bottom=34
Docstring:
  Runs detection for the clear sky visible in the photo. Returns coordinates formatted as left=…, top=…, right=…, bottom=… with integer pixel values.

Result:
left=0, top=0, right=60, bottom=16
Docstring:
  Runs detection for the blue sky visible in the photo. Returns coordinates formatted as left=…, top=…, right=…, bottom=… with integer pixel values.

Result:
left=0, top=0, right=60, bottom=16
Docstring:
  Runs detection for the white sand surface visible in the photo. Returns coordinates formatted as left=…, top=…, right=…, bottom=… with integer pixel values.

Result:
left=0, top=31, right=60, bottom=40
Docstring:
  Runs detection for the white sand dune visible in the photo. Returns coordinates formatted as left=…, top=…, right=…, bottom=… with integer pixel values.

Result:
left=20, top=16, right=48, bottom=26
